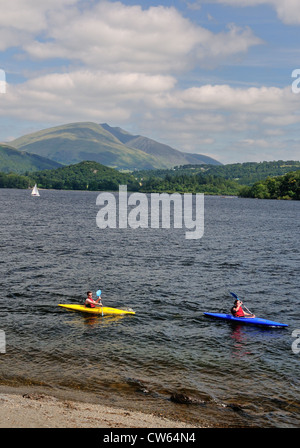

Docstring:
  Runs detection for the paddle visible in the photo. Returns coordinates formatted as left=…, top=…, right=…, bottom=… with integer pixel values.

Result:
left=96, top=289, right=103, bottom=316
left=230, top=291, right=253, bottom=315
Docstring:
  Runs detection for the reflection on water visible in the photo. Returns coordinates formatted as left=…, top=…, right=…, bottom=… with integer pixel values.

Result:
left=229, top=325, right=255, bottom=359
left=64, top=311, right=129, bottom=328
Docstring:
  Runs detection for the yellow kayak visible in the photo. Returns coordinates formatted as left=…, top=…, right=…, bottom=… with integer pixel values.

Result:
left=58, top=304, right=135, bottom=315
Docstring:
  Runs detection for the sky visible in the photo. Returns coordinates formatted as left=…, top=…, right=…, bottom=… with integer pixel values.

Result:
left=0, top=0, right=300, bottom=164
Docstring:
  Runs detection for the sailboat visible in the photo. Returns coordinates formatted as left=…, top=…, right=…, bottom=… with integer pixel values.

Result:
left=31, top=184, right=40, bottom=197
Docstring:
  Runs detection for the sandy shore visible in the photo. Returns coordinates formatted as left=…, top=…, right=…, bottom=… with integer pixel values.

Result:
left=0, top=391, right=199, bottom=428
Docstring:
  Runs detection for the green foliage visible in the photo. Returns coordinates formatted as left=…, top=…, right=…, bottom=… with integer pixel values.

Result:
left=0, top=159, right=299, bottom=200
left=139, top=171, right=241, bottom=195
left=239, top=171, right=300, bottom=200
left=199, top=160, right=300, bottom=185
left=30, top=161, right=140, bottom=191
left=0, top=172, right=32, bottom=189
left=135, top=160, right=300, bottom=186
left=135, top=160, right=300, bottom=198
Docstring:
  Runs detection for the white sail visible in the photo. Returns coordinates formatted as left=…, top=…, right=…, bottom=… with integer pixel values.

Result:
left=31, top=184, right=40, bottom=196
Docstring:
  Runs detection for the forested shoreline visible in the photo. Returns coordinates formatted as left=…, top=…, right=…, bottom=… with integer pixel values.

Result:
left=0, top=160, right=299, bottom=200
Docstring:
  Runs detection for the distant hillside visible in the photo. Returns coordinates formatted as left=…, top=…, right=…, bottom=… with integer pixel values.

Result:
left=9, top=122, right=221, bottom=170
left=30, top=160, right=140, bottom=191
left=134, top=160, right=300, bottom=186
left=0, top=143, right=62, bottom=173
left=101, top=123, right=221, bottom=167
left=199, top=160, right=300, bottom=185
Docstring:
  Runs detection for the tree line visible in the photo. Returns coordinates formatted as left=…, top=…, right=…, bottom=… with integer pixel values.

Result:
left=134, top=160, right=300, bottom=186
left=0, top=160, right=299, bottom=200
left=239, top=171, right=300, bottom=200
left=0, top=161, right=139, bottom=191
left=139, top=172, right=240, bottom=195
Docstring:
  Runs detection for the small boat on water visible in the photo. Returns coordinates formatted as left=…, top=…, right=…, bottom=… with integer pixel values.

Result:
left=58, top=304, right=135, bottom=315
left=203, top=312, right=288, bottom=327
left=31, top=184, right=40, bottom=197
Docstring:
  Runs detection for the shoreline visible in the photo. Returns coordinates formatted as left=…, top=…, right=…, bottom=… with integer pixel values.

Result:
left=0, top=387, right=201, bottom=428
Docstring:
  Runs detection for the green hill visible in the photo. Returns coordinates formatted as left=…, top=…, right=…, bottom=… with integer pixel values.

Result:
left=134, top=160, right=300, bottom=185
left=198, top=160, right=300, bottom=185
left=0, top=143, right=62, bottom=173
left=9, top=122, right=221, bottom=170
left=101, top=123, right=221, bottom=167
left=134, top=160, right=300, bottom=197
left=30, top=160, right=140, bottom=191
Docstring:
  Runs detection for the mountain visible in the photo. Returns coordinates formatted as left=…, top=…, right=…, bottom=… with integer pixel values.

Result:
left=10, top=122, right=160, bottom=170
left=101, top=123, right=221, bottom=167
left=0, top=143, right=62, bottom=174
left=9, top=122, right=221, bottom=170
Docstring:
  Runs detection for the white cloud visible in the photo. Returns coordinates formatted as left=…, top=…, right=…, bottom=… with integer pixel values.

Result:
left=137, top=83, right=300, bottom=162
left=0, top=0, right=299, bottom=163
left=0, top=70, right=176, bottom=123
left=207, top=0, right=300, bottom=25
left=9, top=1, right=261, bottom=73
left=274, top=0, right=300, bottom=25
left=153, top=84, right=299, bottom=117
left=0, top=0, right=78, bottom=49
left=1, top=70, right=299, bottom=163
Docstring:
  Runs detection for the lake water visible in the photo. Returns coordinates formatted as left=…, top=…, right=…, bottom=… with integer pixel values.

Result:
left=0, top=188, right=299, bottom=427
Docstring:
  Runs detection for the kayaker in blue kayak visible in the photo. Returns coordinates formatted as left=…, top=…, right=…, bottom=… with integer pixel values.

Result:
left=85, top=291, right=103, bottom=308
left=231, top=299, right=255, bottom=318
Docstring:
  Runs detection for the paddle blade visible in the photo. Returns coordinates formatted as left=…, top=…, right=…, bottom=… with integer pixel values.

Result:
left=230, top=292, right=239, bottom=299
left=96, top=289, right=101, bottom=297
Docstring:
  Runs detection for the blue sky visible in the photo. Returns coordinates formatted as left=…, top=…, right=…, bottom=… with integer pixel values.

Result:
left=0, top=0, right=299, bottom=164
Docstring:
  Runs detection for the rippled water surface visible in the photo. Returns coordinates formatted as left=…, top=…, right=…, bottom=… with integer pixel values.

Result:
left=0, top=189, right=299, bottom=427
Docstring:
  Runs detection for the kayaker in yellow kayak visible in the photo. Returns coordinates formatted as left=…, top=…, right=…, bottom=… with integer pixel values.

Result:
left=85, top=290, right=102, bottom=308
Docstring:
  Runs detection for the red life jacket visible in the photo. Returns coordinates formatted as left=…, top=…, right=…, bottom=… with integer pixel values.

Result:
left=85, top=300, right=95, bottom=308
left=232, top=306, right=244, bottom=317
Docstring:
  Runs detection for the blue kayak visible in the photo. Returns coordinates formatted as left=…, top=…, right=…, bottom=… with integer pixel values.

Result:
left=204, top=312, right=288, bottom=327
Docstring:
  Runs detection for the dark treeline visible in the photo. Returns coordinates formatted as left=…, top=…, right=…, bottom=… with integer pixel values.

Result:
left=0, top=160, right=299, bottom=199
left=0, top=161, right=139, bottom=191
left=239, top=171, right=300, bottom=200
left=31, top=161, right=140, bottom=191
left=0, top=172, right=31, bottom=189
left=134, top=160, right=300, bottom=186
left=139, top=172, right=241, bottom=195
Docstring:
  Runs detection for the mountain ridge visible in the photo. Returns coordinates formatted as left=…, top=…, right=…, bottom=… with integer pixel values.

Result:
left=101, top=123, right=221, bottom=167
left=0, top=143, right=62, bottom=173
left=8, top=122, right=221, bottom=170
